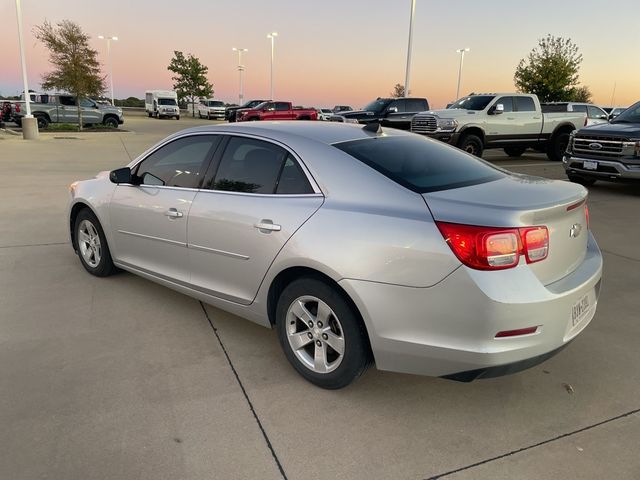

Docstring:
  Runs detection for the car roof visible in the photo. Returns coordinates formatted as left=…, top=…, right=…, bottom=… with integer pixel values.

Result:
left=176, top=121, right=411, bottom=146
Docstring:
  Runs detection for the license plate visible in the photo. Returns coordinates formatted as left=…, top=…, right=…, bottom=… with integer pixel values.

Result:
left=571, top=293, right=590, bottom=327
left=583, top=161, right=598, bottom=170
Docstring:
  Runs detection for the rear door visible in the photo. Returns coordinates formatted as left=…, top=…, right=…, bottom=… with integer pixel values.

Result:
left=109, top=134, right=220, bottom=282
left=275, top=102, right=293, bottom=120
left=187, top=135, right=324, bottom=304
left=58, top=95, right=78, bottom=122
left=511, top=96, right=542, bottom=140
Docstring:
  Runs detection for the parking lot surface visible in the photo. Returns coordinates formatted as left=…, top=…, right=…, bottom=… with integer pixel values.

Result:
left=1, top=113, right=639, bottom=479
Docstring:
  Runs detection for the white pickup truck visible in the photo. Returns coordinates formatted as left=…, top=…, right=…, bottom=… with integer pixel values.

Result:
left=410, top=93, right=587, bottom=161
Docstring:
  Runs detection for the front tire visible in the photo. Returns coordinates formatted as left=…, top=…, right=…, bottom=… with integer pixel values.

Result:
left=103, top=116, right=119, bottom=128
left=276, top=278, right=370, bottom=389
left=504, top=146, right=526, bottom=157
left=458, top=134, right=483, bottom=157
left=74, top=209, right=117, bottom=277
left=35, top=115, right=49, bottom=129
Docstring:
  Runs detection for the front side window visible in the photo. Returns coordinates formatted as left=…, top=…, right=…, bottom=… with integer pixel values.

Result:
left=587, top=106, right=606, bottom=119
left=211, top=137, right=312, bottom=194
left=334, top=135, right=504, bottom=193
left=495, top=97, right=514, bottom=113
left=80, top=98, right=95, bottom=108
left=363, top=99, right=391, bottom=114
left=388, top=101, right=405, bottom=113
left=134, top=135, right=219, bottom=188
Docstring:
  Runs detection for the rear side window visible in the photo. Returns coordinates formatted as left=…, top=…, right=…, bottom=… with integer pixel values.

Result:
left=334, top=136, right=504, bottom=193
left=212, top=137, right=312, bottom=194
left=515, top=96, right=536, bottom=112
left=405, top=99, right=429, bottom=112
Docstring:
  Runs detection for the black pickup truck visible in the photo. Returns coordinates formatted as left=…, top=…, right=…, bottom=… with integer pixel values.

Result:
left=563, top=100, right=640, bottom=185
left=329, top=97, right=429, bottom=130
left=225, top=99, right=270, bottom=122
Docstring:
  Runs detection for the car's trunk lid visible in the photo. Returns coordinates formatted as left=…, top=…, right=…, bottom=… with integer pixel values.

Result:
left=423, top=175, right=589, bottom=285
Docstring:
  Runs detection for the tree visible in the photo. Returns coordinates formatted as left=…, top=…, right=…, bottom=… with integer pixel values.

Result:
left=34, top=20, right=105, bottom=130
left=514, top=35, right=586, bottom=102
left=391, top=83, right=405, bottom=98
left=570, top=85, right=593, bottom=103
left=167, top=51, right=213, bottom=117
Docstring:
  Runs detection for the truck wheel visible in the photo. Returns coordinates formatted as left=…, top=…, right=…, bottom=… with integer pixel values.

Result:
left=459, top=134, right=483, bottom=157
left=35, top=115, right=49, bottom=129
left=147, top=112, right=152, bottom=118
left=103, top=117, right=119, bottom=128
left=546, top=131, right=571, bottom=162
left=567, top=174, right=596, bottom=187
left=504, top=146, right=526, bottom=157
left=249, top=117, right=259, bottom=121
left=176, top=115, right=180, bottom=120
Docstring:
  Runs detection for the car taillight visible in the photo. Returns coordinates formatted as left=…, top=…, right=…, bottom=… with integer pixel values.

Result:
left=436, top=222, right=549, bottom=270
left=14, top=103, right=21, bottom=113
left=585, top=204, right=589, bottom=229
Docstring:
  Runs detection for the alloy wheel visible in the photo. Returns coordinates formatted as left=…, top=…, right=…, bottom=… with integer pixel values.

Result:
left=77, top=219, right=102, bottom=268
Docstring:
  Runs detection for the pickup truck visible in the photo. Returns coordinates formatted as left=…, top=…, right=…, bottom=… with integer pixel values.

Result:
left=197, top=99, right=226, bottom=120
left=410, top=93, right=587, bottom=161
left=235, top=101, right=318, bottom=122
left=225, top=99, right=270, bottom=122
left=330, top=97, right=429, bottom=130
left=563, top=100, right=640, bottom=186
left=12, top=94, right=124, bottom=129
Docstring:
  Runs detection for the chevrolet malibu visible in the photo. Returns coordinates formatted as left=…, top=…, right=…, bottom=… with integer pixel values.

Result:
left=68, top=122, right=602, bottom=389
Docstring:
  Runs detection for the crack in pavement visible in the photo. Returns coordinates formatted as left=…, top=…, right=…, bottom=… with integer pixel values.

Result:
left=601, top=248, right=640, bottom=263
left=0, top=241, right=67, bottom=249
left=199, top=301, right=288, bottom=480
left=425, top=407, right=640, bottom=479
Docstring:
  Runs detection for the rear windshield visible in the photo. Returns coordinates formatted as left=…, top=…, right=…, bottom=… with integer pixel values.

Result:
left=334, top=135, right=505, bottom=193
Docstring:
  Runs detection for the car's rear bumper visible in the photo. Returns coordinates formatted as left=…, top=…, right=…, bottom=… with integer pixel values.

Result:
left=339, top=232, right=602, bottom=379
left=563, top=154, right=640, bottom=180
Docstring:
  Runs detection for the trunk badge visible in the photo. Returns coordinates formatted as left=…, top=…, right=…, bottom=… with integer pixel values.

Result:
left=570, top=223, right=583, bottom=238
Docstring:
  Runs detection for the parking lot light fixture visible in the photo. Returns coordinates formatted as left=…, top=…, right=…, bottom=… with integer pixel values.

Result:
left=455, top=48, right=470, bottom=101
left=98, top=35, right=118, bottom=106
left=232, top=47, right=248, bottom=105
left=404, top=0, right=416, bottom=98
left=15, top=0, right=38, bottom=139
left=267, top=32, right=278, bottom=99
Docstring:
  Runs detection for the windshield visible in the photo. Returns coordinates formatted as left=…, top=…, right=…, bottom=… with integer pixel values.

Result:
left=242, top=100, right=266, bottom=108
left=158, top=98, right=177, bottom=106
left=612, top=102, right=640, bottom=123
left=363, top=99, right=391, bottom=114
left=448, top=95, right=495, bottom=111
left=334, top=135, right=504, bottom=193
left=251, top=102, right=268, bottom=110
left=208, top=101, right=224, bottom=107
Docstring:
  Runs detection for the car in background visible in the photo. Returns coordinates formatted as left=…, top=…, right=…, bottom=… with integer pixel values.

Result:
left=236, top=101, right=318, bottom=121
left=608, top=106, right=627, bottom=120
left=542, top=102, right=609, bottom=127
left=198, top=99, right=226, bottom=120
left=226, top=99, right=270, bottom=122
left=332, top=105, right=352, bottom=114
left=145, top=90, right=180, bottom=120
left=317, top=108, right=333, bottom=121
left=564, top=100, right=640, bottom=186
left=330, top=97, right=429, bottom=130
left=68, top=121, right=601, bottom=389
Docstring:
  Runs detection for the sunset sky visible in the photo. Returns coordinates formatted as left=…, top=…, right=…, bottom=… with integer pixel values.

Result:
left=1, top=0, right=638, bottom=109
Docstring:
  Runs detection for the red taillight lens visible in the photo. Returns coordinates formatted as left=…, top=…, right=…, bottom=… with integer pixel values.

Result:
left=584, top=204, right=589, bottom=229
left=14, top=103, right=21, bottom=113
left=436, top=222, right=549, bottom=270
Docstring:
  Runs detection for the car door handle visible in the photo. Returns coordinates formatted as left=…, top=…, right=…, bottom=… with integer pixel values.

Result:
left=164, top=208, right=184, bottom=219
left=507, top=117, right=516, bottom=120
left=254, top=220, right=281, bottom=233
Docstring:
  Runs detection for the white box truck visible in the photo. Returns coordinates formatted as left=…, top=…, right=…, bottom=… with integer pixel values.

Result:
left=145, top=90, right=180, bottom=119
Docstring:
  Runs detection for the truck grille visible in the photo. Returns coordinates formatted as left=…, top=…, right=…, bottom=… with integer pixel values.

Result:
left=573, top=135, right=627, bottom=159
left=411, top=115, right=437, bottom=134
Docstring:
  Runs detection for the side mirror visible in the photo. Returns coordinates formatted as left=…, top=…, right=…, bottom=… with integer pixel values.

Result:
left=387, top=106, right=398, bottom=114
left=490, top=104, right=505, bottom=115
left=109, top=167, right=132, bottom=184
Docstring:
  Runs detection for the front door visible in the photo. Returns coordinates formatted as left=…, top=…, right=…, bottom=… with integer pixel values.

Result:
left=109, top=134, right=221, bottom=282
left=187, top=135, right=324, bottom=304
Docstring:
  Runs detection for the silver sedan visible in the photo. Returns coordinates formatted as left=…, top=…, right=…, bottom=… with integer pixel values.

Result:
left=68, top=122, right=603, bottom=389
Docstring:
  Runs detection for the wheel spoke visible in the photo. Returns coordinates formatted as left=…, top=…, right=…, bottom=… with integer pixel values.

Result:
left=324, top=331, right=344, bottom=355
left=290, top=300, right=315, bottom=325
left=316, top=300, right=333, bottom=325
left=289, top=331, right=313, bottom=351
left=78, top=231, right=90, bottom=245
left=313, top=342, right=328, bottom=373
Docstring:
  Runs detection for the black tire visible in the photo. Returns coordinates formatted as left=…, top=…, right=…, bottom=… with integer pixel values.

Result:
left=567, top=174, right=597, bottom=186
left=458, top=134, right=483, bottom=157
left=35, top=115, right=49, bottom=129
left=546, top=131, right=571, bottom=162
left=147, top=112, right=152, bottom=118
left=276, top=277, right=371, bottom=389
left=103, top=116, right=119, bottom=128
left=74, top=208, right=117, bottom=277
left=176, top=115, right=180, bottom=120
left=14, top=118, right=22, bottom=127
left=504, top=146, right=526, bottom=157
left=228, top=115, right=236, bottom=123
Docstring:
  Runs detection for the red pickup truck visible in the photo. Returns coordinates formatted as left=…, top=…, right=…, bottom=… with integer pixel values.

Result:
left=236, top=101, right=318, bottom=122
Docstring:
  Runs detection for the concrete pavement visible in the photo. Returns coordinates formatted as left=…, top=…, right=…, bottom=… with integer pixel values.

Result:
left=1, top=115, right=639, bottom=479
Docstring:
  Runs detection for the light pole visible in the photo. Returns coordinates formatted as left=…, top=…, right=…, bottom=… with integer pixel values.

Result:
left=404, top=0, right=416, bottom=98
left=232, top=47, right=248, bottom=105
left=14, top=0, right=37, bottom=139
left=267, top=32, right=278, bottom=99
left=455, top=48, right=470, bottom=101
left=98, top=35, right=118, bottom=106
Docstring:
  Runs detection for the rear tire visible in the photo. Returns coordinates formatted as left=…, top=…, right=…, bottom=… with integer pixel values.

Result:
left=74, top=208, right=117, bottom=277
left=546, top=131, right=571, bottom=162
left=567, top=174, right=597, bottom=186
left=276, top=277, right=370, bottom=389
left=35, top=115, right=49, bottom=129
left=458, top=134, right=483, bottom=157
left=504, top=146, right=526, bottom=157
